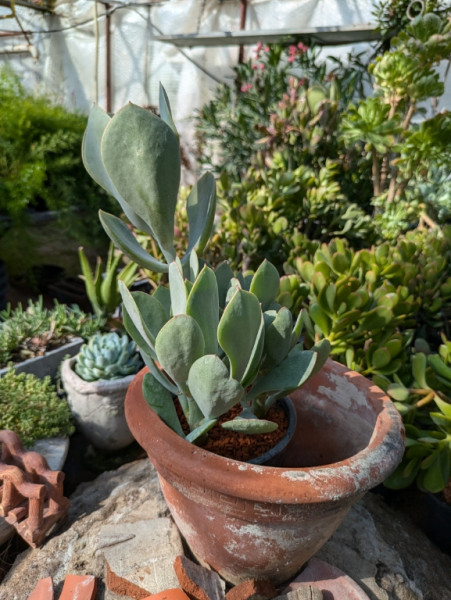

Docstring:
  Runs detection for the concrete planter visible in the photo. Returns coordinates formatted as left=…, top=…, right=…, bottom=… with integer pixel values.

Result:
left=0, top=337, right=84, bottom=380
left=125, top=360, right=405, bottom=586
left=61, top=357, right=135, bottom=451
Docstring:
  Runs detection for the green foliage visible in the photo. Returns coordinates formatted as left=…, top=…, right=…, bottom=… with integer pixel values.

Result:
left=0, top=297, right=105, bottom=367
left=0, top=66, right=118, bottom=242
left=340, top=13, right=451, bottom=239
left=196, top=43, right=369, bottom=181
left=289, top=228, right=451, bottom=492
left=83, top=87, right=330, bottom=443
left=383, top=338, right=451, bottom=494
left=0, top=369, right=74, bottom=446
left=79, top=242, right=139, bottom=321
left=75, top=332, right=143, bottom=382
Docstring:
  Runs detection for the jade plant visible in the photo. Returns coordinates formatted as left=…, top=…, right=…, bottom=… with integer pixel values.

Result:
left=82, top=86, right=330, bottom=443
left=74, top=332, right=143, bottom=382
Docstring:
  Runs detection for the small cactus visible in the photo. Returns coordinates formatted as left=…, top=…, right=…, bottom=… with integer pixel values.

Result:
left=75, top=332, right=143, bottom=382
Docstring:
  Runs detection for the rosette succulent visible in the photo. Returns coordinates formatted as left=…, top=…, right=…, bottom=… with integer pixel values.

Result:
left=82, top=86, right=330, bottom=442
left=75, top=332, right=143, bottom=382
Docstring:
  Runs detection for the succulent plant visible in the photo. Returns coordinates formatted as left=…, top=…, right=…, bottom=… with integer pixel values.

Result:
left=82, top=86, right=330, bottom=442
left=75, top=332, right=143, bottom=382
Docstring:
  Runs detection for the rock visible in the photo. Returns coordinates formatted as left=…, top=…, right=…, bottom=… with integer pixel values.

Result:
left=142, top=591, right=191, bottom=600
left=174, top=555, right=225, bottom=600
left=274, top=589, right=323, bottom=600
left=103, top=519, right=183, bottom=598
left=2, top=459, right=451, bottom=600
left=316, top=493, right=451, bottom=600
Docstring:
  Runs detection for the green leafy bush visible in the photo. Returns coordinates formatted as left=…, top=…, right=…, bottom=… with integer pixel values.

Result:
left=0, top=66, right=118, bottom=242
left=0, top=369, right=74, bottom=446
left=0, top=297, right=105, bottom=367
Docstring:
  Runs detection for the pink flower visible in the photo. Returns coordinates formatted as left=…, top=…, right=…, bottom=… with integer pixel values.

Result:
left=297, top=42, right=308, bottom=52
left=263, top=46, right=269, bottom=52
left=252, top=63, right=258, bottom=70
left=288, top=56, right=295, bottom=63
left=241, top=83, right=252, bottom=92
left=289, top=45, right=297, bottom=55
left=259, top=63, right=265, bottom=70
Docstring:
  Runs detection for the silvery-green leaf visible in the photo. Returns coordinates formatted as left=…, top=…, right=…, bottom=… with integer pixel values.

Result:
left=218, top=288, right=263, bottom=383
left=187, top=354, right=244, bottom=419
left=185, top=172, right=216, bottom=256
left=120, top=281, right=156, bottom=357
left=153, top=286, right=171, bottom=318
left=186, top=266, right=219, bottom=355
left=101, top=103, right=179, bottom=261
left=159, top=83, right=178, bottom=139
left=185, top=418, right=218, bottom=444
left=82, top=106, right=153, bottom=235
left=142, top=372, right=184, bottom=436
left=264, top=307, right=293, bottom=367
left=169, top=261, right=187, bottom=316
left=221, top=417, right=278, bottom=434
left=100, top=211, right=168, bottom=272
left=247, top=346, right=317, bottom=400
left=215, top=261, right=234, bottom=309
left=249, top=260, right=280, bottom=308
left=155, top=314, right=205, bottom=391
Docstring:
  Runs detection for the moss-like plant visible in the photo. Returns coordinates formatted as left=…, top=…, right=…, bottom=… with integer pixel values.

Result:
left=0, top=369, right=74, bottom=446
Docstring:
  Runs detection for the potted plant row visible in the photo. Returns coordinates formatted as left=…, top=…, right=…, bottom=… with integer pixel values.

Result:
left=80, top=86, right=405, bottom=586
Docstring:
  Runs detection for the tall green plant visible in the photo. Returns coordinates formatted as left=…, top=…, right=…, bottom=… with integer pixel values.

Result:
left=0, top=66, right=118, bottom=242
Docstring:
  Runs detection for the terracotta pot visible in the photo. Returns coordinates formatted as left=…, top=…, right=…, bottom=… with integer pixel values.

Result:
left=125, top=360, right=405, bottom=585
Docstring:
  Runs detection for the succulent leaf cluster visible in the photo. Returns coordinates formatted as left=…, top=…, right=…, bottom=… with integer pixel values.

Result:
left=75, top=332, right=143, bottom=382
left=82, top=87, right=330, bottom=441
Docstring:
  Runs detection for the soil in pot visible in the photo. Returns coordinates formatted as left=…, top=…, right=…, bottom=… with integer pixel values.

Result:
left=175, top=399, right=290, bottom=463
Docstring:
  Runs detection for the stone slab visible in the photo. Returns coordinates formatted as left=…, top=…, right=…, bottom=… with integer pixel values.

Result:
left=101, top=518, right=183, bottom=597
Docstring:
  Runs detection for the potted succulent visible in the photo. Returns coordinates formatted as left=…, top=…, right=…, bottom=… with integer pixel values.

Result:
left=81, top=87, right=405, bottom=585
left=61, top=331, right=142, bottom=451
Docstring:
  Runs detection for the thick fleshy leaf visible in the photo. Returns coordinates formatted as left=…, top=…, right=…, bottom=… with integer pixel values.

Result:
left=247, top=346, right=317, bottom=400
left=309, top=339, right=331, bottom=377
left=153, top=286, right=171, bottom=318
left=82, top=106, right=153, bottom=235
left=263, top=307, right=293, bottom=367
left=187, top=355, right=244, bottom=419
left=101, top=103, right=180, bottom=260
left=100, top=211, right=168, bottom=272
left=240, top=315, right=265, bottom=388
left=169, top=261, right=187, bottom=316
left=142, top=372, right=184, bottom=436
left=155, top=314, right=205, bottom=390
left=185, top=418, right=218, bottom=443
left=131, top=290, right=168, bottom=343
left=186, top=266, right=219, bottom=355
left=185, top=172, right=217, bottom=256
left=218, top=289, right=263, bottom=383
left=249, top=260, right=280, bottom=308
left=159, top=83, right=178, bottom=138
left=119, top=281, right=157, bottom=355
left=215, top=262, right=234, bottom=309
left=221, top=417, right=278, bottom=434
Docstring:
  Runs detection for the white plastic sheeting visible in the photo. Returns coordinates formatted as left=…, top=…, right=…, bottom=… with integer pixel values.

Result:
left=0, top=0, right=449, bottom=164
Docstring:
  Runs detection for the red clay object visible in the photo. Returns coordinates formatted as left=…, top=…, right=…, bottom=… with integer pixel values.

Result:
left=106, top=559, right=151, bottom=599
left=59, top=575, right=97, bottom=600
left=284, top=558, right=371, bottom=600
left=174, top=555, right=224, bottom=600
left=27, top=576, right=54, bottom=600
left=142, top=590, right=191, bottom=600
left=225, top=578, right=277, bottom=600
left=0, top=430, right=70, bottom=547
left=125, top=361, right=405, bottom=586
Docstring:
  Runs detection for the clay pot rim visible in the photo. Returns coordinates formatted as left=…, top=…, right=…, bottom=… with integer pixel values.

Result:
left=125, top=360, right=405, bottom=503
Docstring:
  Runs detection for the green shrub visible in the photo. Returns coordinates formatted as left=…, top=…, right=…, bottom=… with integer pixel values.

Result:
left=0, top=369, right=74, bottom=446
left=0, top=66, right=118, bottom=242
left=0, top=297, right=105, bottom=367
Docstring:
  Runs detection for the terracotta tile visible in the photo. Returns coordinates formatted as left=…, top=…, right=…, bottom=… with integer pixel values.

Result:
left=27, top=576, right=54, bottom=600
left=142, top=590, right=191, bottom=600
left=174, top=555, right=225, bottom=600
left=225, top=578, right=277, bottom=600
left=59, top=574, right=97, bottom=600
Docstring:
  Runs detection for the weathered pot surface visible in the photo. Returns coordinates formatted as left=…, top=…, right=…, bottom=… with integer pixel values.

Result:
left=62, top=357, right=135, bottom=451
left=125, top=360, right=405, bottom=585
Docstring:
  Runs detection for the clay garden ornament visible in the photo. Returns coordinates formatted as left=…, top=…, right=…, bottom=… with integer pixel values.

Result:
left=81, top=87, right=405, bottom=584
